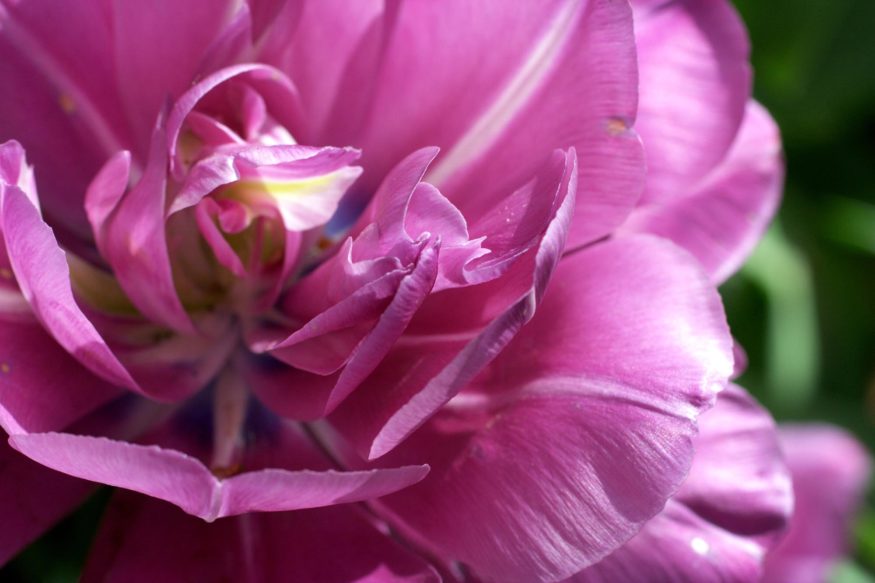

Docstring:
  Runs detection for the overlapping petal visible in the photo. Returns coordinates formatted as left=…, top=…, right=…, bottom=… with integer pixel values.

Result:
left=632, top=0, right=751, bottom=205
left=0, top=141, right=140, bottom=392
left=360, top=235, right=733, bottom=582
left=82, top=491, right=439, bottom=583
left=574, top=385, right=793, bottom=582
left=281, top=0, right=643, bottom=250
left=329, top=149, right=577, bottom=460
left=623, top=101, right=784, bottom=283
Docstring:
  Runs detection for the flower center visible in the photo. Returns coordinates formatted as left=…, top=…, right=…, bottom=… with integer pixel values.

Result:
left=163, top=70, right=362, bottom=317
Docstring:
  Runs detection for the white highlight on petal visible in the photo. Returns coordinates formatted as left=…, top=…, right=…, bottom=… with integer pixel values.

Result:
left=426, top=0, right=579, bottom=186
left=691, top=536, right=710, bottom=556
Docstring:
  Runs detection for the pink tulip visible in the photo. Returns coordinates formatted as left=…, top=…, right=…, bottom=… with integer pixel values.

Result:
left=0, top=0, right=786, bottom=580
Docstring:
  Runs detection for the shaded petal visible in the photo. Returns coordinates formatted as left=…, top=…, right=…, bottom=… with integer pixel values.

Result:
left=0, top=0, right=131, bottom=238
left=622, top=101, right=784, bottom=283
left=82, top=491, right=439, bottom=583
left=0, top=142, right=139, bottom=391
left=763, top=425, right=871, bottom=583
left=320, top=0, right=642, bottom=249
left=364, top=235, right=733, bottom=582
left=9, top=431, right=428, bottom=522
left=251, top=239, right=438, bottom=419
left=87, top=122, right=195, bottom=333
left=0, top=316, right=122, bottom=435
left=111, top=0, right=247, bottom=149
left=632, top=0, right=751, bottom=205
left=0, top=438, right=93, bottom=566
left=258, top=0, right=383, bottom=141
left=674, top=385, right=792, bottom=546
left=574, top=385, right=793, bottom=582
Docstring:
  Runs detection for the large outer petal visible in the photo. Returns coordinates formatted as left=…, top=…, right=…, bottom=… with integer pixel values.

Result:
left=0, top=0, right=130, bottom=239
left=299, top=0, right=643, bottom=250
left=0, top=439, right=94, bottom=566
left=363, top=236, right=733, bottom=582
left=762, top=426, right=871, bottom=583
left=256, top=0, right=383, bottom=141
left=573, top=385, right=793, bottom=582
left=622, top=101, right=784, bottom=283
left=631, top=0, right=751, bottom=205
left=82, top=491, right=439, bottom=583
left=110, top=0, right=246, bottom=150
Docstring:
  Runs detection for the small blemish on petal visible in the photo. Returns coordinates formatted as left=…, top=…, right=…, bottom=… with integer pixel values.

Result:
left=606, top=117, right=629, bottom=136
left=691, top=537, right=710, bottom=556
left=211, top=462, right=241, bottom=479
left=0, top=268, right=12, bottom=280
left=1, top=362, right=10, bottom=374
left=58, top=93, right=76, bottom=114
left=316, top=236, right=333, bottom=252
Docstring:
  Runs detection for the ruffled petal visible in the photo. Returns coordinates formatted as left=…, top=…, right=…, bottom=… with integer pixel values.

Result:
left=622, top=101, right=784, bottom=283
left=82, top=491, right=439, bottom=583
left=361, top=235, right=733, bottom=582
left=87, top=122, right=196, bottom=334
left=330, top=150, right=577, bottom=460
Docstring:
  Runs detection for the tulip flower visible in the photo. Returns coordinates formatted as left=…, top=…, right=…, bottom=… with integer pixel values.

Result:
left=0, top=0, right=786, bottom=581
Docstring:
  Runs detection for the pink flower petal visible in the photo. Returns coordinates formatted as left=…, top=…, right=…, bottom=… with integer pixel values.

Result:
left=330, top=149, right=577, bottom=460
left=574, top=385, right=793, bottom=581
left=315, top=0, right=643, bottom=250
left=0, top=316, right=122, bottom=435
left=763, top=425, right=871, bottom=583
left=260, top=0, right=384, bottom=142
left=0, top=142, right=139, bottom=392
left=87, top=122, right=195, bottom=334
left=0, top=0, right=132, bottom=236
left=0, top=438, right=94, bottom=566
left=112, top=0, right=248, bottom=149
left=623, top=101, right=784, bottom=283
left=365, top=235, right=733, bottom=581
left=632, top=0, right=751, bottom=205
left=9, top=431, right=428, bottom=522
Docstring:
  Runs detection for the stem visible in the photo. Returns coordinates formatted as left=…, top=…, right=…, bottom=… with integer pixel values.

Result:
left=211, top=365, right=249, bottom=475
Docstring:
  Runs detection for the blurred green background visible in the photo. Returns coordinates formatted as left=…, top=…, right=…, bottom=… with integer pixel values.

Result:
left=2, top=0, right=875, bottom=581
left=729, top=0, right=875, bottom=580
